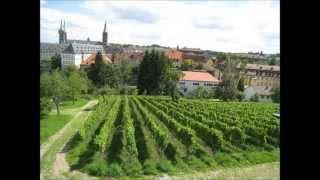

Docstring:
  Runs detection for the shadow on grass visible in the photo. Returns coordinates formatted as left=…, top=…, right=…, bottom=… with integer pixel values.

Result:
left=106, top=102, right=124, bottom=164
left=69, top=118, right=106, bottom=170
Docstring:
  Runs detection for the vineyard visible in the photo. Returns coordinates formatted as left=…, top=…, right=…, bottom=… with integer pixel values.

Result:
left=65, top=95, right=280, bottom=177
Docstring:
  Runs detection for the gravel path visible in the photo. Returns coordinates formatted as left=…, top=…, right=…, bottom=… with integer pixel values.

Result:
left=40, top=100, right=98, bottom=180
left=40, top=100, right=98, bottom=159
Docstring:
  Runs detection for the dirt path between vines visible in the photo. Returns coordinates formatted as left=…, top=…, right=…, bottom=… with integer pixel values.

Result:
left=41, top=100, right=98, bottom=180
left=40, top=100, right=98, bottom=160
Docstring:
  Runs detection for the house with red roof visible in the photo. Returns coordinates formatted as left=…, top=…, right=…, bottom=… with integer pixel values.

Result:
left=178, top=71, right=221, bottom=94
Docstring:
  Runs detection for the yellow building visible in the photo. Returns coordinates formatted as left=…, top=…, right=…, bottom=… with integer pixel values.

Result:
left=243, top=64, right=280, bottom=88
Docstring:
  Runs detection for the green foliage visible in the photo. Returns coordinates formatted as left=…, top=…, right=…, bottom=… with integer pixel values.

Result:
left=180, top=59, right=194, bottom=71
left=271, top=87, right=280, bottom=103
left=143, top=160, right=158, bottom=175
left=237, top=78, right=245, bottom=92
left=66, top=96, right=280, bottom=177
left=184, top=156, right=207, bottom=169
left=51, top=54, right=61, bottom=70
left=66, top=70, right=89, bottom=104
left=156, top=159, right=174, bottom=173
left=40, top=97, right=52, bottom=118
left=186, top=86, right=215, bottom=99
left=250, top=94, right=260, bottom=102
left=269, top=57, right=276, bottom=65
left=216, top=52, right=227, bottom=62
left=40, top=70, right=69, bottom=115
left=40, top=59, right=52, bottom=74
left=218, top=57, right=246, bottom=101
left=138, top=49, right=180, bottom=96
left=195, top=63, right=204, bottom=70
left=40, top=114, right=71, bottom=143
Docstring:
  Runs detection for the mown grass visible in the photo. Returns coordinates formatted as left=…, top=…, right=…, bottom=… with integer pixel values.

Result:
left=61, top=98, right=89, bottom=109
left=40, top=114, right=72, bottom=144
left=41, top=98, right=90, bottom=144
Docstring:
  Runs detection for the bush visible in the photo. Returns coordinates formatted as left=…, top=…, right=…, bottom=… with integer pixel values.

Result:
left=84, top=159, right=109, bottom=176
left=184, top=155, right=208, bottom=169
left=157, top=159, right=174, bottom=173
left=40, top=97, right=52, bottom=118
left=106, top=163, right=125, bottom=177
left=214, top=153, right=239, bottom=167
left=143, top=159, right=158, bottom=175
left=121, top=158, right=142, bottom=176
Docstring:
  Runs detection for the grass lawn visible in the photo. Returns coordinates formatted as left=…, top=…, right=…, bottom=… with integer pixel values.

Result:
left=40, top=114, right=72, bottom=144
left=61, top=98, right=89, bottom=109
left=41, top=98, right=90, bottom=144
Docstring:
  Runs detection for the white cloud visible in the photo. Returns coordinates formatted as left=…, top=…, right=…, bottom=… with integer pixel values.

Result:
left=41, top=0, right=280, bottom=53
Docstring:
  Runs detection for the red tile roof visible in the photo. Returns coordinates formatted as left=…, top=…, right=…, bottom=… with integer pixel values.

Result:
left=165, top=49, right=183, bottom=61
left=181, top=71, right=219, bottom=82
left=81, top=53, right=112, bottom=65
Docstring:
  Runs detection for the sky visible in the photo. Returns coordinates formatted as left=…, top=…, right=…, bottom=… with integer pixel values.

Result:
left=41, top=0, right=280, bottom=54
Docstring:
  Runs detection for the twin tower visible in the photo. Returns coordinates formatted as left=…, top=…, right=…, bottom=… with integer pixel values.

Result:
left=58, top=20, right=108, bottom=46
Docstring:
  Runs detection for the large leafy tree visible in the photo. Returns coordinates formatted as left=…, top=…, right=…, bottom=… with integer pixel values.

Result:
left=87, top=52, right=105, bottom=87
left=269, top=57, right=276, bottom=65
left=219, top=56, right=246, bottom=101
left=237, top=77, right=245, bottom=92
left=40, top=70, right=68, bottom=115
left=66, top=71, right=88, bottom=104
left=137, top=50, right=151, bottom=94
left=51, top=54, right=62, bottom=70
left=138, top=49, right=180, bottom=96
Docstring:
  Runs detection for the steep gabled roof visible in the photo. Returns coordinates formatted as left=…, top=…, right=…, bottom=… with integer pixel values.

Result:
left=63, top=43, right=105, bottom=54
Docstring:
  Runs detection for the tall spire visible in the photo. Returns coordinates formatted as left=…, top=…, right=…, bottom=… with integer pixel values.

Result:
left=63, top=20, right=66, bottom=31
left=60, top=20, right=63, bottom=30
left=104, top=20, right=106, bottom=32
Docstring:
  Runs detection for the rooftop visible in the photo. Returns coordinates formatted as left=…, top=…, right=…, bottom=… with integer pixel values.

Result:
left=81, top=53, right=112, bottom=65
left=181, top=71, right=219, bottom=82
left=245, top=64, right=280, bottom=71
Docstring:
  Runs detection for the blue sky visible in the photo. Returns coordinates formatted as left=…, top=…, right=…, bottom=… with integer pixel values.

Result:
left=41, top=0, right=279, bottom=54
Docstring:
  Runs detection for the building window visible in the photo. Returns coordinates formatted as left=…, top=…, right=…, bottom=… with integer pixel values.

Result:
left=193, top=82, right=199, bottom=86
left=179, top=82, right=185, bottom=85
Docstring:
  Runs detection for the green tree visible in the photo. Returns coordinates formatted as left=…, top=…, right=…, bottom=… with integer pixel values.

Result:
left=180, top=59, right=193, bottom=71
left=40, top=97, right=52, bottom=118
left=216, top=52, right=227, bottom=62
left=195, top=63, right=203, bottom=70
left=87, top=52, right=106, bottom=87
left=137, top=50, right=150, bottom=94
left=237, top=77, right=245, bottom=92
left=220, top=56, right=246, bottom=101
left=40, top=59, right=52, bottom=74
left=40, top=70, right=68, bottom=115
left=269, top=57, right=276, bottom=65
left=271, top=87, right=280, bottom=103
left=66, top=71, right=88, bottom=104
left=51, top=54, right=61, bottom=70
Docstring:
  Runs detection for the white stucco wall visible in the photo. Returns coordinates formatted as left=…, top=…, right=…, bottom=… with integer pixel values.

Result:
left=178, top=80, right=219, bottom=95
left=74, top=54, right=91, bottom=67
left=61, top=53, right=75, bottom=68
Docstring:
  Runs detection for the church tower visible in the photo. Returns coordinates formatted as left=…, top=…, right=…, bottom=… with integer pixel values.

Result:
left=58, top=20, right=67, bottom=44
left=102, top=21, right=108, bottom=46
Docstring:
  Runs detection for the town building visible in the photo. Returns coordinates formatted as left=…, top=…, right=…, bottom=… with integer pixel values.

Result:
left=80, top=53, right=112, bottom=69
left=242, top=64, right=280, bottom=100
left=61, top=43, right=105, bottom=68
left=178, top=71, right=220, bottom=95
left=41, top=20, right=118, bottom=66
left=165, top=47, right=207, bottom=66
